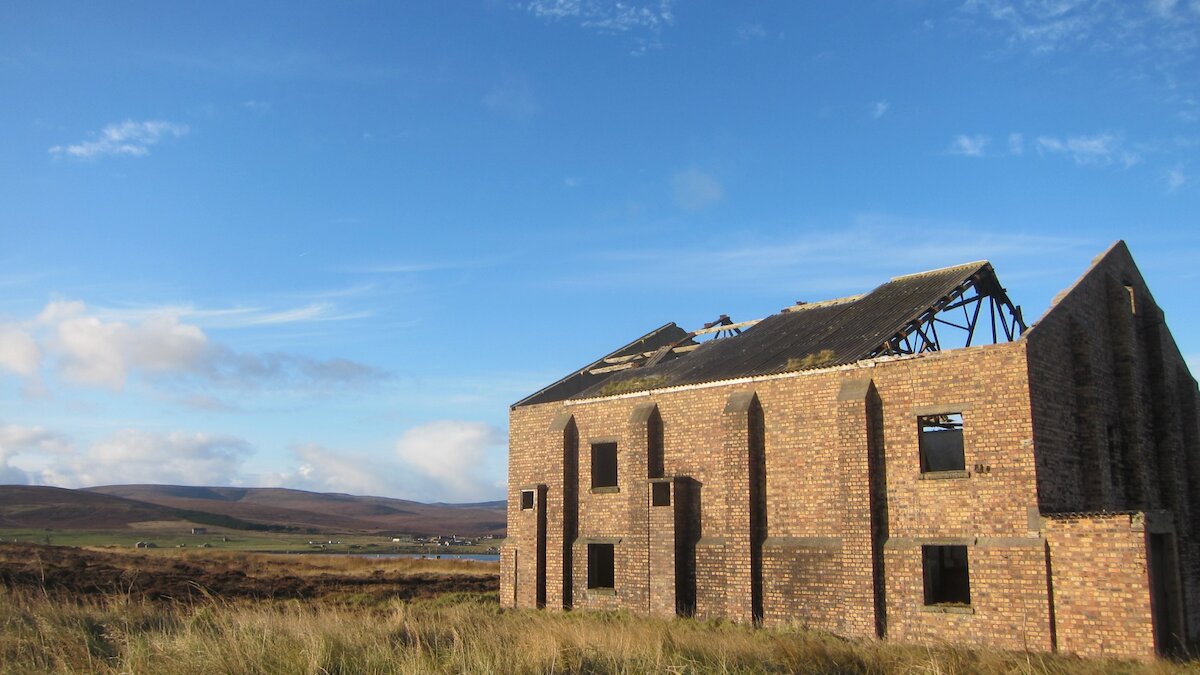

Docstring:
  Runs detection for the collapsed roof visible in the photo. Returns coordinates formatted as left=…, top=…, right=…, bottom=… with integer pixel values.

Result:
left=514, top=261, right=1025, bottom=408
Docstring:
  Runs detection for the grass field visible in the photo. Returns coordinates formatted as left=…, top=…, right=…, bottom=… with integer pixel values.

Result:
left=1, top=588, right=1191, bottom=674
left=0, top=544, right=1192, bottom=674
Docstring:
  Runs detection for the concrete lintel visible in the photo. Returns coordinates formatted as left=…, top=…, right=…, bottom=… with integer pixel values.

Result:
left=548, top=411, right=574, bottom=433
left=883, top=536, right=974, bottom=549
left=578, top=536, right=623, bottom=545
left=628, top=401, right=659, bottom=425
left=911, top=403, right=973, bottom=416
left=836, top=377, right=874, bottom=402
left=723, top=390, right=758, bottom=414
left=696, top=536, right=727, bottom=547
left=974, top=536, right=1045, bottom=549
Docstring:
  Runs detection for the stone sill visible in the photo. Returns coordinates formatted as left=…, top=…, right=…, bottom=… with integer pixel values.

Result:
left=919, top=470, right=970, bottom=480
left=588, top=587, right=616, bottom=596
left=591, top=486, right=620, bottom=494
left=920, top=604, right=974, bottom=615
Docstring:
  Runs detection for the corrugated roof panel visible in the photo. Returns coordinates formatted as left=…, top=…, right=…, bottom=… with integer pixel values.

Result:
left=516, top=261, right=1002, bottom=406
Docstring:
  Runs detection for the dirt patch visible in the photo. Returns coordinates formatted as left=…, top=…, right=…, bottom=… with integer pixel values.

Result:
left=0, top=543, right=497, bottom=602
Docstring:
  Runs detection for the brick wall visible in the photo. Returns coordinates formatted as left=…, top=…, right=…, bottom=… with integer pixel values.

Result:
left=500, top=241, right=1196, bottom=659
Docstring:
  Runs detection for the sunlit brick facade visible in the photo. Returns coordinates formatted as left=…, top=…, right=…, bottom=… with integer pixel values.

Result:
left=503, top=242, right=1198, bottom=659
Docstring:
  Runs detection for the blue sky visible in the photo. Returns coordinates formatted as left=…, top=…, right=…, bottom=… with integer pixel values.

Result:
left=1, top=1, right=1197, bottom=502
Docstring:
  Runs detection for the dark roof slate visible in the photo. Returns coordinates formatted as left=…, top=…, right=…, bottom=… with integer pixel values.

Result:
left=515, top=260, right=996, bottom=407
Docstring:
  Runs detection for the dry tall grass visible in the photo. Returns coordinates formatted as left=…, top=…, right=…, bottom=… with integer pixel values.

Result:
left=0, top=588, right=1188, bottom=674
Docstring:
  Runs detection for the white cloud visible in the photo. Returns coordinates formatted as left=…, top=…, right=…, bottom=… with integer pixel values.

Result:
left=949, top=134, right=991, bottom=156
left=271, top=420, right=504, bottom=501
left=0, top=325, right=40, bottom=377
left=1166, top=164, right=1189, bottom=191
left=870, top=100, right=890, bottom=119
left=524, top=0, right=675, bottom=53
left=394, top=420, right=502, bottom=501
left=3, top=299, right=386, bottom=393
left=564, top=176, right=581, bottom=188
left=49, top=120, right=189, bottom=160
left=526, top=0, right=674, bottom=32
left=42, top=429, right=251, bottom=488
left=1008, top=132, right=1025, bottom=155
left=0, top=424, right=73, bottom=485
left=672, top=168, right=725, bottom=211
left=45, top=304, right=208, bottom=389
left=1035, top=132, right=1140, bottom=166
left=278, top=443, right=400, bottom=497
left=736, top=23, right=767, bottom=40
left=484, top=75, right=540, bottom=121
left=243, top=100, right=272, bottom=114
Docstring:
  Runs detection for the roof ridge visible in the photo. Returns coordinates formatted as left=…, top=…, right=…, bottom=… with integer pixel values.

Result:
left=889, top=260, right=988, bottom=282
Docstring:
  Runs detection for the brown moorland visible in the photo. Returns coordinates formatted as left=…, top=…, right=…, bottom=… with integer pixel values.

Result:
left=0, top=542, right=497, bottom=602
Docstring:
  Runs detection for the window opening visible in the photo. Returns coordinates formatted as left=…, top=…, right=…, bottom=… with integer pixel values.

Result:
left=922, top=545, right=971, bottom=605
left=587, top=543, right=615, bottom=589
left=520, top=490, right=535, bottom=510
left=919, top=413, right=965, bottom=472
left=591, top=442, right=618, bottom=489
left=651, top=481, right=671, bottom=506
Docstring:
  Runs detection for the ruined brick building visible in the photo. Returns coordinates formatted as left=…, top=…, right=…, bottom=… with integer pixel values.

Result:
left=502, top=242, right=1198, bottom=659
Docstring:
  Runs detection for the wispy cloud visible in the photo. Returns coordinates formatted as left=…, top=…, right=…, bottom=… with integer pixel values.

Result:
left=736, top=23, right=767, bottom=41
left=49, top=120, right=189, bottom=160
left=242, top=100, right=272, bottom=114
left=870, top=100, right=890, bottom=119
left=959, top=0, right=1200, bottom=107
left=1008, top=132, right=1025, bottom=155
left=524, top=0, right=676, bottom=53
left=672, top=168, right=725, bottom=211
left=0, top=299, right=387, bottom=393
left=561, top=217, right=1090, bottom=295
left=1166, top=164, right=1189, bottom=191
left=1035, top=132, right=1140, bottom=166
left=948, top=134, right=991, bottom=156
left=483, top=75, right=539, bottom=121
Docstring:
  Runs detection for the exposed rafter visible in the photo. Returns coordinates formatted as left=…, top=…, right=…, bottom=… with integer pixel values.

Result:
left=869, top=266, right=1026, bottom=359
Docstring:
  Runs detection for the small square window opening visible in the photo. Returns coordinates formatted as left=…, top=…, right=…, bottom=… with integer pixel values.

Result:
left=519, top=490, right=535, bottom=510
left=919, top=413, right=965, bottom=472
left=587, top=543, right=615, bottom=589
left=592, top=442, right=618, bottom=489
left=922, top=544, right=971, bottom=606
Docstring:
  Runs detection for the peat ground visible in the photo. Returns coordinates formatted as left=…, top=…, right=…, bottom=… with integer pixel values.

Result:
left=0, top=542, right=497, bottom=603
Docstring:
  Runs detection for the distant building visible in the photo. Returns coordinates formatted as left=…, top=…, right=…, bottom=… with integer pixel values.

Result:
left=190, top=527, right=207, bottom=535
left=503, top=242, right=1198, bottom=660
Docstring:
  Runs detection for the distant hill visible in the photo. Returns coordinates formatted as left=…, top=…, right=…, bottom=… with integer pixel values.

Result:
left=86, top=485, right=505, bottom=536
left=0, top=485, right=199, bottom=530
left=0, top=485, right=504, bottom=537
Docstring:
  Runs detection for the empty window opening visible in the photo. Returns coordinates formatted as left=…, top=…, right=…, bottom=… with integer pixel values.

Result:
left=520, top=490, right=535, bottom=510
left=587, top=543, right=615, bottom=589
left=919, top=413, right=965, bottom=472
left=1124, top=284, right=1137, bottom=314
left=922, top=545, right=971, bottom=606
left=591, top=442, right=618, bottom=489
left=652, top=481, right=671, bottom=506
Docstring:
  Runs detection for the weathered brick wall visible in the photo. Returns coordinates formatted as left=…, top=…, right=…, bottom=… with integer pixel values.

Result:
left=1025, top=242, right=1200, bottom=644
left=1044, top=514, right=1157, bottom=659
left=883, top=538, right=1053, bottom=651
left=508, top=337, right=1052, bottom=650
left=504, top=244, right=1194, bottom=658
